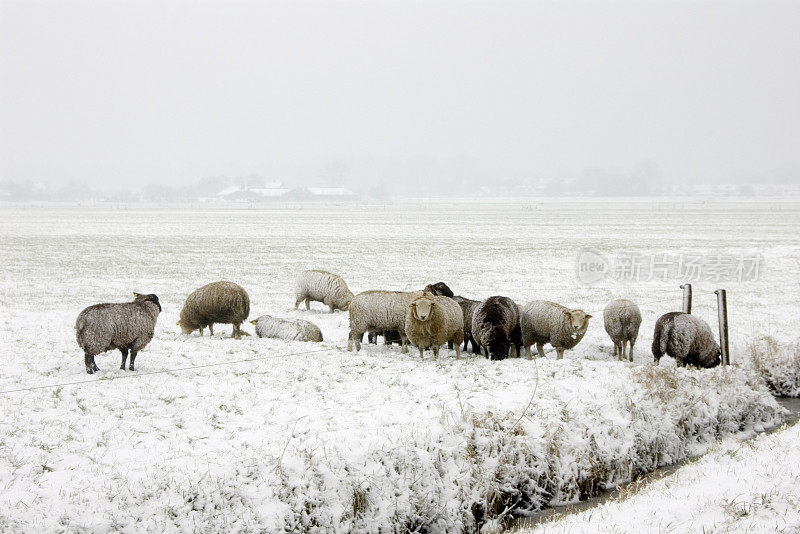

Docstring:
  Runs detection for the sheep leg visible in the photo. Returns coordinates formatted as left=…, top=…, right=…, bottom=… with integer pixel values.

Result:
left=399, top=332, right=409, bottom=354
left=463, top=339, right=468, bottom=351
left=198, top=327, right=203, bottom=336
left=556, top=348, right=564, bottom=360
left=433, top=346, right=440, bottom=360
left=84, top=353, right=95, bottom=374
left=119, top=348, right=129, bottom=370
left=419, top=347, right=424, bottom=358
left=536, top=342, right=546, bottom=359
left=208, top=323, right=214, bottom=336
left=471, top=339, right=480, bottom=354
left=294, top=295, right=304, bottom=309
left=129, top=350, right=137, bottom=371
left=305, top=298, right=311, bottom=310
left=454, top=343, right=461, bottom=359
left=628, top=340, right=635, bottom=362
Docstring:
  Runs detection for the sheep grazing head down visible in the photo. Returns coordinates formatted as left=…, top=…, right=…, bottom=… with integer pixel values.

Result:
left=565, top=309, right=592, bottom=336
left=133, top=292, right=161, bottom=312
left=176, top=319, right=195, bottom=335
left=410, top=296, right=436, bottom=322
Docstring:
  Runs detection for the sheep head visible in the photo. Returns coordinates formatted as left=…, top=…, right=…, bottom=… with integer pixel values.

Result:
left=133, top=292, right=161, bottom=312
left=564, top=309, right=591, bottom=334
left=410, top=296, right=436, bottom=322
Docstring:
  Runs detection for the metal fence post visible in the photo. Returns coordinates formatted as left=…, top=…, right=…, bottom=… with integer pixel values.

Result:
left=680, top=283, right=692, bottom=314
left=715, top=289, right=730, bottom=366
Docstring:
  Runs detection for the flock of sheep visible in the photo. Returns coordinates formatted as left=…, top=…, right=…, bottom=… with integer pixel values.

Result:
left=74, top=269, right=722, bottom=374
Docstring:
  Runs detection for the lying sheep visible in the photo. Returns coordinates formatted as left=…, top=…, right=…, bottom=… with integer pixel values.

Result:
left=295, top=270, right=353, bottom=313
left=652, top=312, right=721, bottom=368
left=453, top=296, right=481, bottom=353
left=250, top=315, right=323, bottom=342
left=603, top=299, right=642, bottom=362
left=471, top=296, right=523, bottom=360
left=178, top=281, right=250, bottom=339
left=347, top=290, right=424, bottom=352
left=521, top=301, right=592, bottom=359
left=405, top=294, right=464, bottom=359
left=424, top=282, right=454, bottom=298
left=75, top=292, right=161, bottom=374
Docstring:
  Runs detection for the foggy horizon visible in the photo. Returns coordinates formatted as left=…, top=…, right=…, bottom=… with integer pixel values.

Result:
left=2, top=1, right=799, bottom=195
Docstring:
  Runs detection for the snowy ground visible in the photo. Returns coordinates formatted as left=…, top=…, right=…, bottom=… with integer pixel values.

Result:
left=520, top=419, right=800, bottom=534
left=1, top=199, right=798, bottom=531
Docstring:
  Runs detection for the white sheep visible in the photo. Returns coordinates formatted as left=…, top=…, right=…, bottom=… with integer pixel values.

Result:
left=652, top=312, right=721, bottom=368
left=404, top=294, right=464, bottom=359
left=603, top=299, right=642, bottom=362
left=295, top=270, right=354, bottom=313
left=250, top=315, right=323, bottom=342
left=347, top=290, right=424, bottom=353
left=520, top=300, right=592, bottom=359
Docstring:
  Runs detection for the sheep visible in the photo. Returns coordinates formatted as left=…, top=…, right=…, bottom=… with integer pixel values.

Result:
left=295, top=270, right=353, bottom=313
left=453, top=296, right=481, bottom=353
left=652, top=312, right=721, bottom=368
left=521, top=300, right=592, bottom=360
left=178, top=281, right=250, bottom=339
left=404, top=294, right=464, bottom=359
left=471, top=296, right=523, bottom=360
left=367, top=329, right=403, bottom=345
left=347, top=290, right=424, bottom=353
left=603, top=299, right=642, bottom=362
left=250, top=315, right=323, bottom=342
left=424, top=282, right=454, bottom=298
left=75, top=292, right=161, bottom=374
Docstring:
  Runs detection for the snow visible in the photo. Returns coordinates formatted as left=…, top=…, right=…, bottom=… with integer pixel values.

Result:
left=0, top=199, right=797, bottom=531
left=520, top=421, right=800, bottom=533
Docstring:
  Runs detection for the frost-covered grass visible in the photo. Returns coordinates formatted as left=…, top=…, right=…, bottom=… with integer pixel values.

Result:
left=0, top=347, right=784, bottom=532
left=519, top=419, right=800, bottom=534
left=743, top=336, right=800, bottom=397
left=0, top=200, right=798, bottom=532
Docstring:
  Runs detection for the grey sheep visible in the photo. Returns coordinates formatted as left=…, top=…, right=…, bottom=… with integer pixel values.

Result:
left=453, top=296, right=481, bottom=353
left=250, top=315, right=323, bottom=342
left=75, top=292, right=161, bottom=374
left=471, top=296, right=523, bottom=360
left=603, top=299, right=642, bottom=362
left=405, top=294, right=464, bottom=359
left=521, top=300, right=592, bottom=360
left=295, top=270, right=354, bottom=313
left=652, top=312, right=721, bottom=368
left=178, top=281, right=250, bottom=339
left=347, top=290, right=424, bottom=353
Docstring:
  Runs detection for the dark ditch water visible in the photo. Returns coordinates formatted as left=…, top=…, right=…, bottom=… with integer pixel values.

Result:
left=512, top=397, right=800, bottom=531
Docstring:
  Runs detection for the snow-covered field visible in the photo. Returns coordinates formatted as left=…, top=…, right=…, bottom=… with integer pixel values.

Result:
left=1, top=199, right=798, bottom=532
left=521, top=418, right=800, bottom=534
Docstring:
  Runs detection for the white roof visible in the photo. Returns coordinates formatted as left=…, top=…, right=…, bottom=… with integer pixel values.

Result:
left=251, top=188, right=290, bottom=197
left=307, top=187, right=355, bottom=196
left=217, top=185, right=242, bottom=196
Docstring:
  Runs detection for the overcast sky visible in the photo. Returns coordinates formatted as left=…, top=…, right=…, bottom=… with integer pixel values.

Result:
left=1, top=0, right=799, bottom=190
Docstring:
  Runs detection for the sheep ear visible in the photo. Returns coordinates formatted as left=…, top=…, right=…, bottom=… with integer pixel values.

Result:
left=563, top=310, right=571, bottom=316
left=176, top=320, right=180, bottom=325
left=133, top=292, right=140, bottom=297
left=585, top=314, right=592, bottom=319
